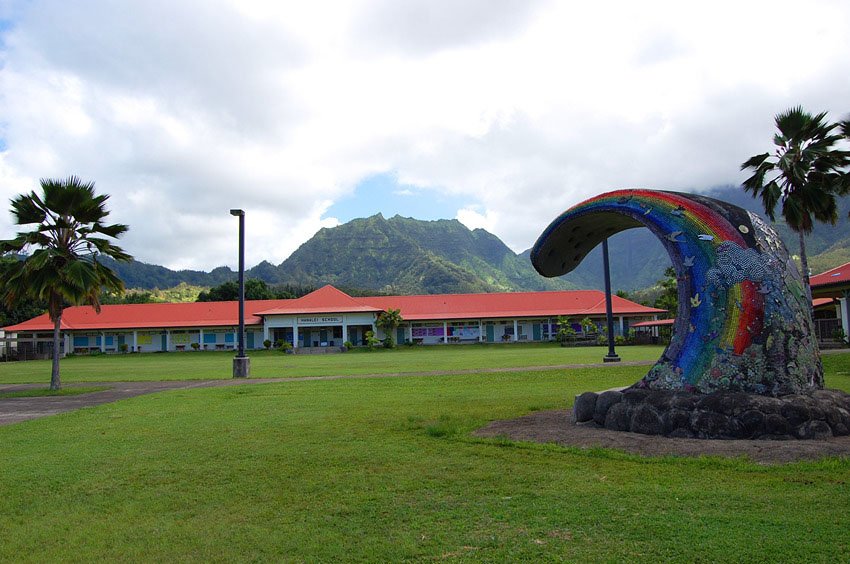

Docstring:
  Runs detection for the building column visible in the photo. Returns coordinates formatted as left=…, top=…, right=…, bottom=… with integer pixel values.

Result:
left=133, top=331, right=138, bottom=352
left=442, top=321, right=447, bottom=344
left=342, top=320, right=348, bottom=345
left=513, top=319, right=518, bottom=342
left=293, top=320, right=299, bottom=349
left=842, top=292, right=850, bottom=339
left=618, top=316, right=625, bottom=337
left=101, top=332, right=106, bottom=353
left=478, top=320, right=483, bottom=342
left=63, top=334, right=70, bottom=357
left=233, top=328, right=238, bottom=349
left=166, top=330, right=171, bottom=352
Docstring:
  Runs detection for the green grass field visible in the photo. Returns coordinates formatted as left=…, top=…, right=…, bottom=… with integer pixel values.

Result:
left=0, top=343, right=664, bottom=384
left=1, top=347, right=849, bottom=561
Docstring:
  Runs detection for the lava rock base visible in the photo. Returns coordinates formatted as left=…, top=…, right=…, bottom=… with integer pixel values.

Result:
left=573, top=388, right=850, bottom=440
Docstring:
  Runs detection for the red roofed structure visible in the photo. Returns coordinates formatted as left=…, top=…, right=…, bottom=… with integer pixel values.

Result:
left=810, top=262, right=850, bottom=345
left=3, top=284, right=665, bottom=357
left=811, top=262, right=850, bottom=297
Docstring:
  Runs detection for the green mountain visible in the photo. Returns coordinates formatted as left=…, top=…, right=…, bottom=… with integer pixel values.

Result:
left=276, top=214, right=575, bottom=294
left=101, top=186, right=850, bottom=295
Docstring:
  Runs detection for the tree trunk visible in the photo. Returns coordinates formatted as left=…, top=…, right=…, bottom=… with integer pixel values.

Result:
left=50, top=311, right=62, bottom=390
left=798, top=231, right=813, bottom=314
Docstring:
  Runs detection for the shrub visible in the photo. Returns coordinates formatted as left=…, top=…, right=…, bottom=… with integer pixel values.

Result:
left=190, top=342, right=200, bottom=351
left=382, top=336, right=395, bottom=349
left=556, top=316, right=576, bottom=346
left=343, top=341, right=354, bottom=349
left=263, top=339, right=272, bottom=350
left=119, top=343, right=129, bottom=354
left=279, top=342, right=293, bottom=353
left=365, top=331, right=380, bottom=350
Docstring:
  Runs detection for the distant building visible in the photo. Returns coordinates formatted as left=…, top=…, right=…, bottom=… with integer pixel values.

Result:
left=811, top=262, right=850, bottom=342
left=2, top=285, right=664, bottom=356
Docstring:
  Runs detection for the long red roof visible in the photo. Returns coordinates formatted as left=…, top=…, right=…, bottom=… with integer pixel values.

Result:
left=811, top=262, right=850, bottom=290
left=358, top=290, right=663, bottom=321
left=4, top=284, right=664, bottom=332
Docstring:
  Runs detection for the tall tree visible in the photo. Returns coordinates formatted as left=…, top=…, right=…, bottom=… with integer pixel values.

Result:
left=0, top=177, right=131, bottom=389
left=741, top=106, right=850, bottom=302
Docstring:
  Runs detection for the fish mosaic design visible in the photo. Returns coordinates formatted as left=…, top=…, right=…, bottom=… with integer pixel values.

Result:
left=531, top=189, right=823, bottom=396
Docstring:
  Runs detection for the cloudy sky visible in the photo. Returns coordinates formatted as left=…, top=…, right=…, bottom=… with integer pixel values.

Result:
left=1, top=0, right=848, bottom=271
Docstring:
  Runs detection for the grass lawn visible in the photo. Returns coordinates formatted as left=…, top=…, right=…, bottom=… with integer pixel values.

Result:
left=0, top=386, right=109, bottom=398
left=1, top=352, right=849, bottom=561
left=0, top=343, right=665, bottom=384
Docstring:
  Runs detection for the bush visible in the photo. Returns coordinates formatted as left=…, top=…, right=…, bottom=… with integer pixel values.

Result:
left=263, top=339, right=272, bottom=350
left=190, top=342, right=200, bottom=351
left=833, top=327, right=847, bottom=344
left=119, top=343, right=129, bottom=353
left=556, top=315, right=576, bottom=345
left=343, top=341, right=354, bottom=349
left=279, top=341, right=293, bottom=353
left=382, top=336, right=395, bottom=349
left=365, top=331, right=380, bottom=350
left=614, top=335, right=626, bottom=346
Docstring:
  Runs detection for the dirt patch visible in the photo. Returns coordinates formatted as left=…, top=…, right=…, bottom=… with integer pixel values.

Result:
left=473, top=409, right=850, bottom=464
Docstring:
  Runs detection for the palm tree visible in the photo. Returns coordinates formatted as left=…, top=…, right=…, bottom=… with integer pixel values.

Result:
left=741, top=106, right=850, bottom=302
left=376, top=308, right=404, bottom=345
left=0, top=177, right=131, bottom=389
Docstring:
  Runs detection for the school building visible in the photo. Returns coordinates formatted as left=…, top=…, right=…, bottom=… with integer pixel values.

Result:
left=3, top=285, right=665, bottom=358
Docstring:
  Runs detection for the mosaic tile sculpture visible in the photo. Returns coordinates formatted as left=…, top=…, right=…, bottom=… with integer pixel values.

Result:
left=531, top=189, right=823, bottom=396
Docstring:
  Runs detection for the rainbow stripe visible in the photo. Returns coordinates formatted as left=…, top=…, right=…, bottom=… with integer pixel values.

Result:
left=531, top=189, right=821, bottom=394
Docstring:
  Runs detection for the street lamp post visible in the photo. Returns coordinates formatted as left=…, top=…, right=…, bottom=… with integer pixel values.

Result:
left=602, top=238, right=620, bottom=363
left=230, top=209, right=250, bottom=378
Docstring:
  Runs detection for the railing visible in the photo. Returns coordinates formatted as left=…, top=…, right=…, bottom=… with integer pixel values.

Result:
left=815, top=318, right=843, bottom=342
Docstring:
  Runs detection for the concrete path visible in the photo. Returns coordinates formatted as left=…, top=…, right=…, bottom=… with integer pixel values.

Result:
left=1, top=349, right=846, bottom=427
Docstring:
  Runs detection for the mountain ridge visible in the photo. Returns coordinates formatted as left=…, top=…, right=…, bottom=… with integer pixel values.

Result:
left=102, top=186, right=850, bottom=294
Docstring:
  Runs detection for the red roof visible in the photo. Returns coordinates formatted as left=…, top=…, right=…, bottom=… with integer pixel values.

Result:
left=255, top=285, right=383, bottom=315
left=811, top=262, right=850, bottom=289
left=813, top=297, right=836, bottom=309
left=632, top=318, right=675, bottom=328
left=3, top=299, right=293, bottom=332
left=358, top=290, right=664, bottom=321
left=4, top=285, right=665, bottom=332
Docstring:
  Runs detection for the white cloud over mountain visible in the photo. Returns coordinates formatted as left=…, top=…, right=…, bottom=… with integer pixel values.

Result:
left=1, top=0, right=848, bottom=270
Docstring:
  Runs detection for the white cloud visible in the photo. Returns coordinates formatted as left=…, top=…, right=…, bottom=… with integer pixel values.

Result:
left=1, top=0, right=849, bottom=269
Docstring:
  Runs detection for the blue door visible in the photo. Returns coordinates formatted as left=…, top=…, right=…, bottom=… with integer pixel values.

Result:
left=486, top=324, right=495, bottom=342
left=161, top=333, right=167, bottom=351
left=247, top=332, right=255, bottom=349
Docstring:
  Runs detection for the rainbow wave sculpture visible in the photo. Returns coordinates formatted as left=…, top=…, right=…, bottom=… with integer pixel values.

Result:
left=531, top=189, right=823, bottom=397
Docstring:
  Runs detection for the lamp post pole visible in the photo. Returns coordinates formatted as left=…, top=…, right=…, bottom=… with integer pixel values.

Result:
left=602, top=238, right=620, bottom=363
left=230, top=209, right=250, bottom=378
